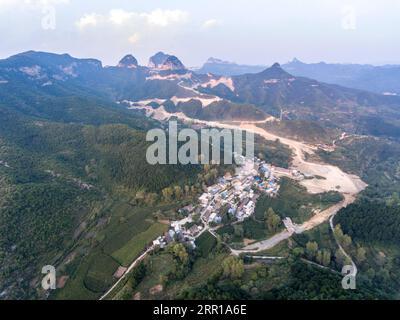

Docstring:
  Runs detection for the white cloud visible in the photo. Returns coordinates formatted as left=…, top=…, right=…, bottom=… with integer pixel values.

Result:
left=76, top=13, right=102, bottom=29
left=25, top=0, right=70, bottom=5
left=202, top=19, right=221, bottom=29
left=76, top=8, right=189, bottom=30
left=73, top=8, right=189, bottom=56
left=0, top=0, right=69, bottom=7
left=109, top=9, right=135, bottom=25
left=141, top=9, right=188, bottom=27
left=0, top=0, right=17, bottom=6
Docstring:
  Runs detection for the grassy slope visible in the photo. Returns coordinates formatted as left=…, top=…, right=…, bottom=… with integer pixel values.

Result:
left=0, top=101, right=201, bottom=299
left=112, top=223, right=168, bottom=266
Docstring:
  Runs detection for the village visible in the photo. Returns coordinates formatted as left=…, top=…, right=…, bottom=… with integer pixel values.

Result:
left=153, top=156, right=282, bottom=250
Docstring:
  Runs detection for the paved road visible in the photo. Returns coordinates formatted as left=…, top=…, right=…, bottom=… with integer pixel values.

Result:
left=105, top=110, right=364, bottom=295
left=100, top=212, right=211, bottom=300
left=99, top=245, right=155, bottom=300
left=329, top=214, right=357, bottom=277
left=231, top=230, right=293, bottom=255
left=232, top=195, right=354, bottom=254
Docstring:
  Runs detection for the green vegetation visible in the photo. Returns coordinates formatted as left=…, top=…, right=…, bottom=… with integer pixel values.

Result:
left=195, top=231, right=217, bottom=257
left=55, top=254, right=102, bottom=300
left=336, top=201, right=400, bottom=245
left=83, top=253, right=120, bottom=293
left=262, top=259, right=384, bottom=300
left=254, top=136, right=293, bottom=169
left=259, top=120, right=338, bottom=144
left=112, top=223, right=168, bottom=266
left=5, top=50, right=400, bottom=301
left=314, top=133, right=400, bottom=297
left=217, top=217, right=274, bottom=246
left=217, top=179, right=342, bottom=248
left=318, top=136, right=400, bottom=200
left=254, top=177, right=343, bottom=224
left=174, top=99, right=267, bottom=121
left=54, top=201, right=183, bottom=300
left=0, top=96, right=207, bottom=299
left=0, top=179, right=98, bottom=299
left=264, top=208, right=281, bottom=233
left=290, top=221, right=346, bottom=271
left=221, top=256, right=244, bottom=279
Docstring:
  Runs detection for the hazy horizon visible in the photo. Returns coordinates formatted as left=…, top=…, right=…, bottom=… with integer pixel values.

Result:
left=1, top=0, right=400, bottom=67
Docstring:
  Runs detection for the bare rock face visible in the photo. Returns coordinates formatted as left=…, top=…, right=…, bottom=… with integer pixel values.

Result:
left=118, top=54, right=138, bottom=68
left=148, top=52, right=185, bottom=71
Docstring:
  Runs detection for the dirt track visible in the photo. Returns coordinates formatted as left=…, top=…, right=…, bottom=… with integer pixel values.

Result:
left=236, top=123, right=367, bottom=195
left=134, top=105, right=367, bottom=198
left=127, top=106, right=367, bottom=255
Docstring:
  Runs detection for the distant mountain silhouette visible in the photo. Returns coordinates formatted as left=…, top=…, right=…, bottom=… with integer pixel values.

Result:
left=196, top=57, right=266, bottom=76
left=283, top=58, right=400, bottom=95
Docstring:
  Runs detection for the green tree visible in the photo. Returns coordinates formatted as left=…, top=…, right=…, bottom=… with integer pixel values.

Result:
left=322, top=249, right=331, bottom=267
left=265, top=208, right=281, bottom=233
left=162, top=187, right=174, bottom=201
left=387, top=192, right=400, bottom=206
left=170, top=243, right=189, bottom=264
left=184, top=185, right=190, bottom=196
left=145, top=193, right=158, bottom=205
left=333, top=224, right=344, bottom=239
left=306, top=241, right=318, bottom=259
left=356, top=247, right=367, bottom=263
left=342, top=234, right=352, bottom=249
left=234, top=224, right=244, bottom=238
left=316, top=250, right=323, bottom=265
left=335, top=249, right=350, bottom=266
left=128, top=262, right=147, bottom=289
left=174, top=185, right=182, bottom=199
left=292, top=247, right=305, bottom=257
left=221, top=256, right=244, bottom=280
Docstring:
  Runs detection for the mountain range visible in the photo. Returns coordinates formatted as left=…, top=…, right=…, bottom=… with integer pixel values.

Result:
left=2, top=50, right=400, bottom=300
left=2, top=51, right=400, bottom=137
left=196, top=57, right=266, bottom=76
left=282, top=58, right=400, bottom=96
left=195, top=56, right=400, bottom=96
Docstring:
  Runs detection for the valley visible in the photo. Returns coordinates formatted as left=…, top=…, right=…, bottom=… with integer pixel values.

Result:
left=1, top=49, right=400, bottom=300
left=129, top=104, right=367, bottom=196
left=101, top=104, right=367, bottom=297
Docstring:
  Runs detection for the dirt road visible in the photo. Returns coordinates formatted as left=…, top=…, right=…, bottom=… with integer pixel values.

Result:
left=231, top=230, right=293, bottom=255
left=233, top=194, right=355, bottom=254
left=128, top=106, right=367, bottom=260
left=99, top=245, right=155, bottom=300
left=329, top=214, right=357, bottom=277
left=136, top=108, right=366, bottom=196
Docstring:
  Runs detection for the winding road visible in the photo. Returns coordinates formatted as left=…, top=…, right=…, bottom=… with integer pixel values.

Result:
left=99, top=245, right=155, bottom=300
left=101, top=107, right=366, bottom=298
left=142, top=108, right=367, bottom=258
left=329, top=214, right=357, bottom=277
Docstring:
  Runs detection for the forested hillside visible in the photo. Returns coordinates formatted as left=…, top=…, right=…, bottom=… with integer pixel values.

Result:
left=2, top=50, right=400, bottom=300
left=0, top=110, right=201, bottom=298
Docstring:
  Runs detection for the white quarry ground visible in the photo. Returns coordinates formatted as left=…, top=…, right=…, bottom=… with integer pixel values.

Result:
left=100, top=107, right=365, bottom=299
left=130, top=106, right=367, bottom=253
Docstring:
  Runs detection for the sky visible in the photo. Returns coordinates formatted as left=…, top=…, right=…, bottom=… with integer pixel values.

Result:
left=1, top=0, right=399, bottom=67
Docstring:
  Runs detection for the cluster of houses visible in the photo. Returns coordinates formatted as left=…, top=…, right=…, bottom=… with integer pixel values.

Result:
left=199, top=158, right=260, bottom=223
left=153, top=204, right=204, bottom=249
left=153, top=156, right=281, bottom=249
left=254, top=159, right=280, bottom=195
